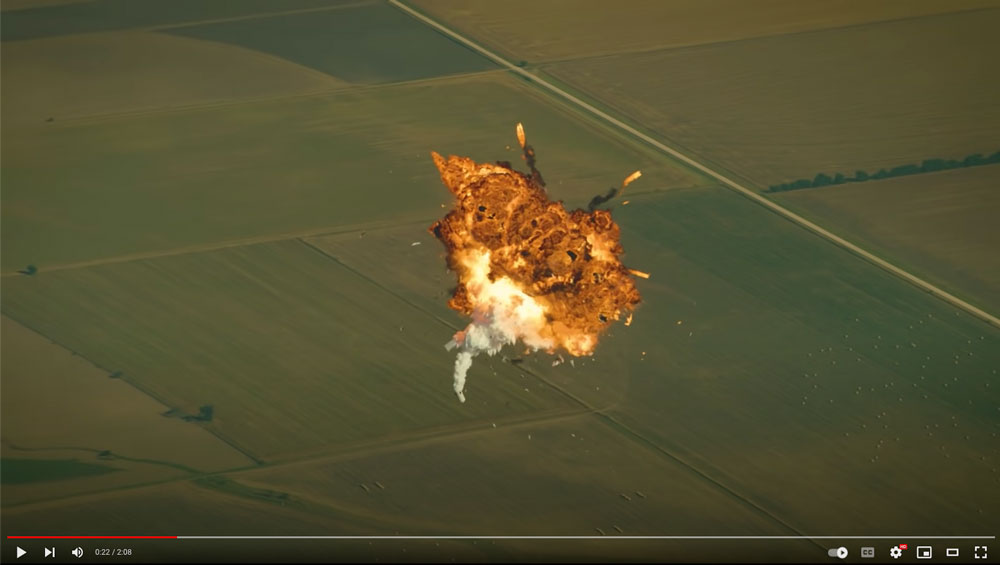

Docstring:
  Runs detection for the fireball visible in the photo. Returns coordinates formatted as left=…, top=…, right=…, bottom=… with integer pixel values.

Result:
left=430, top=124, right=644, bottom=402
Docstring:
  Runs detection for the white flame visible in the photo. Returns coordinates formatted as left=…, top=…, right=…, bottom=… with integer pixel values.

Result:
left=447, top=248, right=554, bottom=402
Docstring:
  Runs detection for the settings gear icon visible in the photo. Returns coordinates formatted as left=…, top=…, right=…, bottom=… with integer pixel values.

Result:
left=890, top=546, right=903, bottom=559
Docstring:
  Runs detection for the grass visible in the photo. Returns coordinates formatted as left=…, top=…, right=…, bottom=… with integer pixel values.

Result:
left=409, top=0, right=996, bottom=62
left=1, top=31, right=349, bottom=130
left=262, top=186, right=1000, bottom=535
left=775, top=166, right=1000, bottom=315
left=0, top=0, right=345, bottom=41
left=0, top=479, right=379, bottom=537
left=0, top=315, right=254, bottom=473
left=238, top=414, right=795, bottom=536
left=165, top=2, right=498, bottom=84
left=1, top=458, right=118, bottom=484
left=544, top=8, right=1000, bottom=186
left=1, top=72, right=703, bottom=273
left=1, top=315, right=255, bottom=505
left=585, top=186, right=1000, bottom=534
left=0, top=239, right=580, bottom=461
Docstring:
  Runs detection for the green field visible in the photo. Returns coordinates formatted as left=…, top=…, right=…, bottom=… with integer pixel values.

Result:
left=239, top=414, right=794, bottom=536
left=309, top=185, right=1000, bottom=534
left=1, top=315, right=254, bottom=505
left=1, top=458, right=119, bottom=484
left=2, top=0, right=998, bottom=556
left=166, top=2, right=497, bottom=83
left=411, top=0, right=997, bottom=62
left=0, top=31, right=348, bottom=129
left=543, top=8, right=1000, bottom=187
left=604, top=187, right=999, bottom=533
left=0, top=0, right=345, bottom=41
left=776, top=166, right=1000, bottom=314
left=1, top=72, right=703, bottom=273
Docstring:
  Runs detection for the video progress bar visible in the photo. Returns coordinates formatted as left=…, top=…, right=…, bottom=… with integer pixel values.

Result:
left=177, top=536, right=996, bottom=540
left=8, top=536, right=176, bottom=540
left=10, top=535, right=995, bottom=540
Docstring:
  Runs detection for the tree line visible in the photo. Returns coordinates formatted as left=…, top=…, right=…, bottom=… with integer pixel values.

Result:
left=767, top=151, right=1000, bottom=193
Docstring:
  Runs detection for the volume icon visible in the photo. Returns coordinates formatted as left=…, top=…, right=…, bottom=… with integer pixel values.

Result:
left=72, top=547, right=84, bottom=558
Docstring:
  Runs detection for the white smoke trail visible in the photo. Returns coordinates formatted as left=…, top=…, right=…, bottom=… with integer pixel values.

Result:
left=445, top=249, right=554, bottom=403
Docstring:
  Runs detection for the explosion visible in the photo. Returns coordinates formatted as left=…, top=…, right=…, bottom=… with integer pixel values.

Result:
left=430, top=124, right=644, bottom=402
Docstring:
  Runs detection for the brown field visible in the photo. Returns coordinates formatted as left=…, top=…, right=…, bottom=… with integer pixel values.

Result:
left=544, top=8, right=1000, bottom=186
left=411, top=0, right=997, bottom=62
left=775, top=166, right=1000, bottom=313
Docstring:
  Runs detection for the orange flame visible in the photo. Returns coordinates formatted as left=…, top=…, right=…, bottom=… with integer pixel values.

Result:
left=622, top=170, right=642, bottom=190
left=429, top=125, right=643, bottom=360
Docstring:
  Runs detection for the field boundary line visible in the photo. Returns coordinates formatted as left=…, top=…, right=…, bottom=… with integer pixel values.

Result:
left=0, top=406, right=595, bottom=513
left=12, top=69, right=508, bottom=128
left=389, top=0, right=1000, bottom=330
left=0, top=217, right=434, bottom=278
left=0, top=314, right=264, bottom=470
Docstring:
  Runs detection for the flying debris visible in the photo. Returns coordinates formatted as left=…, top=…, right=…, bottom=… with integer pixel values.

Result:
left=587, top=170, right=642, bottom=211
left=430, top=123, right=646, bottom=402
left=621, top=170, right=642, bottom=193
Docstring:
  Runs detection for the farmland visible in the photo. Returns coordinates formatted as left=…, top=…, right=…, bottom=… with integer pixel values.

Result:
left=411, top=0, right=998, bottom=62
left=1, top=70, right=703, bottom=273
left=776, top=166, right=1000, bottom=314
left=0, top=239, right=580, bottom=461
left=2, top=0, right=998, bottom=559
left=0, top=31, right=348, bottom=130
left=307, top=185, right=1000, bottom=535
left=1, top=315, right=253, bottom=506
left=543, top=8, right=1000, bottom=186
left=165, top=1, right=498, bottom=84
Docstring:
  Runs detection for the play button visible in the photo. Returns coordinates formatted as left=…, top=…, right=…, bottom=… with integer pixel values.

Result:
left=16, top=547, right=26, bottom=558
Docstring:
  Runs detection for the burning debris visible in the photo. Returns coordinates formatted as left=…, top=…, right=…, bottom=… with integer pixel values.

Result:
left=430, top=123, right=645, bottom=402
left=588, top=170, right=641, bottom=212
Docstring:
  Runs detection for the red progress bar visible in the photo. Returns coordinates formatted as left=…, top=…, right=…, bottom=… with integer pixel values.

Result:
left=8, top=536, right=176, bottom=539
